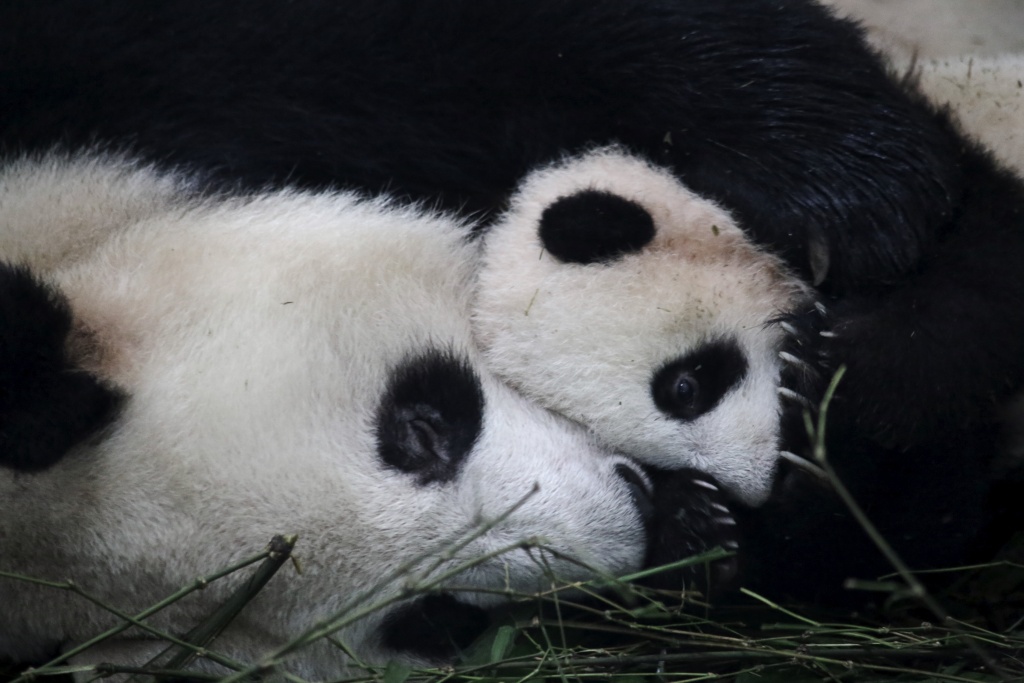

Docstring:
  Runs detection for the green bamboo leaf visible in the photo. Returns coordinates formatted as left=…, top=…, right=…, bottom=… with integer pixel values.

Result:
left=382, top=660, right=412, bottom=683
left=489, top=624, right=517, bottom=663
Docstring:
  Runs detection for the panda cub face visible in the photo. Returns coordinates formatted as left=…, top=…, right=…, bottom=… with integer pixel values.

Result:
left=0, top=153, right=677, bottom=677
left=473, top=149, right=812, bottom=505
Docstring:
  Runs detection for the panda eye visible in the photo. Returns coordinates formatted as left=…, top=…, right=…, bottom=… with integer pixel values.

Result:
left=651, top=340, right=748, bottom=422
left=674, top=373, right=700, bottom=406
left=652, top=367, right=704, bottom=420
left=653, top=369, right=701, bottom=419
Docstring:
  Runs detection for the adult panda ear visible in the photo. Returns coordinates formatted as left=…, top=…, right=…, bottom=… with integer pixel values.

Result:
left=0, top=263, right=122, bottom=471
left=375, top=350, right=484, bottom=486
left=538, top=189, right=656, bottom=265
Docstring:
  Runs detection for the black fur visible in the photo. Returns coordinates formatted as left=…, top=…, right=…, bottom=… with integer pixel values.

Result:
left=381, top=594, right=489, bottom=662
left=651, top=340, right=749, bottom=422
left=785, top=136, right=1024, bottom=450
left=376, top=350, right=484, bottom=486
left=737, top=419, right=1005, bottom=608
left=747, top=131, right=1024, bottom=605
left=616, top=463, right=656, bottom=527
left=0, top=263, right=121, bottom=470
left=2, top=0, right=1024, bottom=607
left=538, top=191, right=655, bottom=265
left=644, top=469, right=740, bottom=591
left=0, top=0, right=957, bottom=293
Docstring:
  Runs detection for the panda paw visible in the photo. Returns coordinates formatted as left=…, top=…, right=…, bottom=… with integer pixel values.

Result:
left=776, top=295, right=951, bottom=448
left=643, top=469, right=740, bottom=594
left=775, top=300, right=839, bottom=415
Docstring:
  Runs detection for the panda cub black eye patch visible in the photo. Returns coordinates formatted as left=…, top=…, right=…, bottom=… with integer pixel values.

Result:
left=375, top=349, right=484, bottom=485
left=538, top=189, right=656, bottom=265
left=651, top=340, right=748, bottom=421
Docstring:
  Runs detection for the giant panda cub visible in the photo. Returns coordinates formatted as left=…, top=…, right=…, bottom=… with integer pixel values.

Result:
left=473, top=148, right=812, bottom=507
left=0, top=152, right=740, bottom=678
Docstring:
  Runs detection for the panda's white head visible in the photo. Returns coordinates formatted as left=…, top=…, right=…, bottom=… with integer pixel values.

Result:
left=0, top=153, right=737, bottom=678
left=473, top=149, right=812, bottom=505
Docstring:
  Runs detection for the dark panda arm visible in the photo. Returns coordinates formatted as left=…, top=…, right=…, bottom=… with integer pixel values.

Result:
left=785, top=132, right=1024, bottom=448
left=0, top=263, right=122, bottom=470
left=737, top=422, right=1008, bottom=607
left=0, top=0, right=958, bottom=292
left=750, top=116, right=1024, bottom=608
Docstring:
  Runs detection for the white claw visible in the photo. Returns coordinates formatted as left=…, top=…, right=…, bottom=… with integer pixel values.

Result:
left=814, top=301, right=828, bottom=316
left=779, top=322, right=799, bottom=337
left=723, top=540, right=740, bottom=550
left=779, top=351, right=813, bottom=372
left=692, top=479, right=719, bottom=492
left=711, top=502, right=731, bottom=514
left=777, top=386, right=813, bottom=408
left=819, top=330, right=838, bottom=339
left=714, top=516, right=738, bottom=526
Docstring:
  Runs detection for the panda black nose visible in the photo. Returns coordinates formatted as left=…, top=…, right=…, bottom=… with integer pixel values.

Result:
left=615, top=463, right=655, bottom=526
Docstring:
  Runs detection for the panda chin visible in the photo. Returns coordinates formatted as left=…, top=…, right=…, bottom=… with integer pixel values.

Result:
left=375, top=469, right=741, bottom=661
left=379, top=593, right=490, bottom=663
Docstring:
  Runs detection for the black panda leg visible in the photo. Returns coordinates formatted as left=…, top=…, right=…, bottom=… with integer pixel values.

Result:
left=780, top=141, right=1024, bottom=451
left=758, top=140, right=1024, bottom=606
left=0, top=262, right=122, bottom=471
left=737, top=421, right=1004, bottom=608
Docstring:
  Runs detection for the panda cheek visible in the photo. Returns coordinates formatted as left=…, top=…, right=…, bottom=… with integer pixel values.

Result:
left=537, top=190, right=655, bottom=265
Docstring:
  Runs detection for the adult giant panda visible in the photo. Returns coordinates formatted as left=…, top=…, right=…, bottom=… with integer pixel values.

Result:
left=0, top=151, right=740, bottom=677
left=3, top=0, right=1024, bottom=605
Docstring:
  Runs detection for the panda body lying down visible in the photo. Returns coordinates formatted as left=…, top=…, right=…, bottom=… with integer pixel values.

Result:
left=5, top=1, right=1024, bottom=519
left=5, top=0, right=1024, bottom=611
left=0, top=152, right=741, bottom=676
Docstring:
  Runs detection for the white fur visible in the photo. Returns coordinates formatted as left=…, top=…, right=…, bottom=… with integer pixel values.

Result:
left=911, top=54, right=1024, bottom=171
left=0, top=153, right=650, bottom=678
left=472, top=149, right=811, bottom=505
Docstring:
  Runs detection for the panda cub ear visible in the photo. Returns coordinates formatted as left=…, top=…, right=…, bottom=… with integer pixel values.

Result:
left=538, top=189, right=656, bottom=264
left=0, top=262, right=121, bottom=471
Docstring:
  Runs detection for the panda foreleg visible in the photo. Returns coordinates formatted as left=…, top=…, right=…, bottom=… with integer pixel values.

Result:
left=782, top=147, right=1024, bottom=451
left=0, top=262, right=122, bottom=471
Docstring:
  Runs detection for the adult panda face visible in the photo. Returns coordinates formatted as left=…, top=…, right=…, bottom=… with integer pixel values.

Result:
left=473, top=149, right=812, bottom=505
left=0, top=153, right=740, bottom=678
